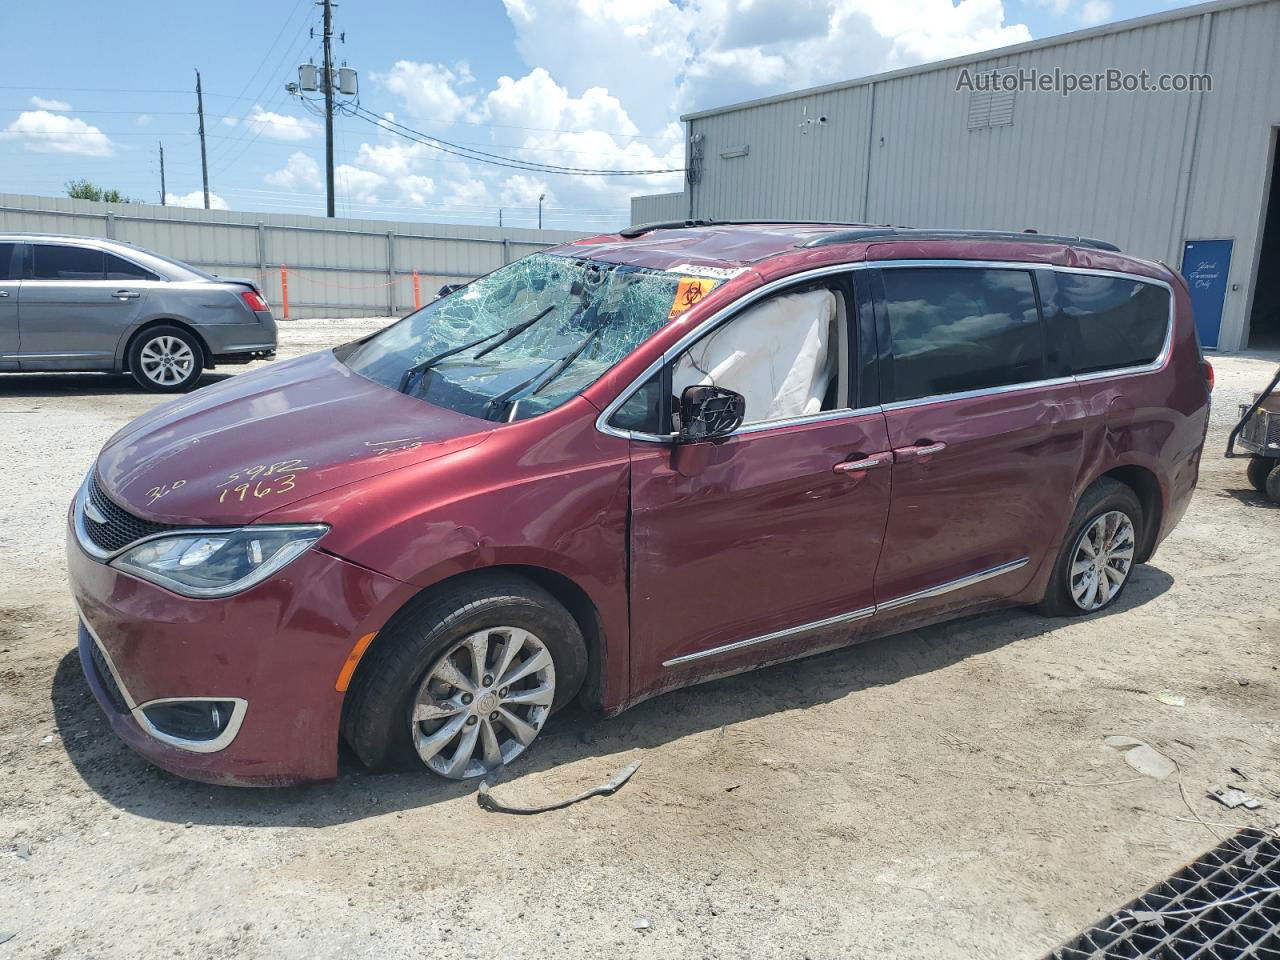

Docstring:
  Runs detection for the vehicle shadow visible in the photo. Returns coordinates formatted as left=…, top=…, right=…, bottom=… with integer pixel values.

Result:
left=1213, top=486, right=1276, bottom=508
left=0, top=371, right=233, bottom=397
left=51, top=564, right=1174, bottom=828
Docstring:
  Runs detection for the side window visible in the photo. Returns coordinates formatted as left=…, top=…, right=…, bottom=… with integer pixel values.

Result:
left=609, top=369, right=666, bottom=434
left=104, top=253, right=159, bottom=282
left=670, top=286, right=851, bottom=427
left=880, top=268, right=1042, bottom=402
left=32, top=244, right=104, bottom=281
left=0, top=243, right=17, bottom=281
left=1040, top=271, right=1169, bottom=374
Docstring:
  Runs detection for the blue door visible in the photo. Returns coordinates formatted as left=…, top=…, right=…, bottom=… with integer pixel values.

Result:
left=1181, top=239, right=1233, bottom=349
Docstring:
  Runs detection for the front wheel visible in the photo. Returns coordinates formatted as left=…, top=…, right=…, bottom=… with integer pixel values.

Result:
left=1038, top=479, right=1143, bottom=617
left=128, top=325, right=204, bottom=392
left=342, top=574, right=588, bottom=779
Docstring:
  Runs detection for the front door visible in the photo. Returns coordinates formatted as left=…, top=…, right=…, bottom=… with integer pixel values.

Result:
left=0, top=242, right=19, bottom=369
left=624, top=279, right=893, bottom=693
left=18, top=242, right=149, bottom=369
left=870, top=265, right=1086, bottom=620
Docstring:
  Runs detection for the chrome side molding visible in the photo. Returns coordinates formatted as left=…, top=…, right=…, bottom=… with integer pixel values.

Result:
left=662, top=556, right=1030, bottom=668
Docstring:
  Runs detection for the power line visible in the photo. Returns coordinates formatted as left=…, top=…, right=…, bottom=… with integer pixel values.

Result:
left=350, top=105, right=682, bottom=177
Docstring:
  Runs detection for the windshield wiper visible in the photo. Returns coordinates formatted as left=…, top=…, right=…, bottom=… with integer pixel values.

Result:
left=397, top=305, right=556, bottom=395
left=483, top=325, right=605, bottom=421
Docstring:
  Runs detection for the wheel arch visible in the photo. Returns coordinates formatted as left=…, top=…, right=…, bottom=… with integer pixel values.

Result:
left=341, top=563, right=611, bottom=725
left=1095, top=463, right=1164, bottom=563
left=118, top=318, right=214, bottom=372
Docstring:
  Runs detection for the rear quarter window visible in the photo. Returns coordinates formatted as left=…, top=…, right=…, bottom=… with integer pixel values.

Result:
left=880, top=267, right=1043, bottom=402
left=1040, top=272, right=1169, bottom=374
left=104, top=252, right=159, bottom=282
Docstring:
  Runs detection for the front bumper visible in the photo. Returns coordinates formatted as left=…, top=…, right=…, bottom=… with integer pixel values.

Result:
left=68, top=521, right=415, bottom=786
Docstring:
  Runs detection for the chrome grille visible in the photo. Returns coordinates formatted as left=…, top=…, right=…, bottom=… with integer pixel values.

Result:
left=82, top=472, right=176, bottom=554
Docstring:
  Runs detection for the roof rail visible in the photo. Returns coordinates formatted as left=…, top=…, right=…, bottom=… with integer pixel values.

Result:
left=617, top=218, right=883, bottom=239
left=800, top=227, right=1120, bottom=252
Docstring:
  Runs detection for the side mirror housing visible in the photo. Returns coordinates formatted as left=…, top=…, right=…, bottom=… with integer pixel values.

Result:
left=677, top=384, right=745, bottom=443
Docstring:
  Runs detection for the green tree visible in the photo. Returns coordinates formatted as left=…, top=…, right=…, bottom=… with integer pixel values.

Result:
left=65, top=179, right=134, bottom=203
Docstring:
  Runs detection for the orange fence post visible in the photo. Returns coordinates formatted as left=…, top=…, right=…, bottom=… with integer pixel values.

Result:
left=412, top=271, right=421, bottom=310
left=279, top=264, right=290, bottom=321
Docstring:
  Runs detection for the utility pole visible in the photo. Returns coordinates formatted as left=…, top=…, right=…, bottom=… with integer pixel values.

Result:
left=321, top=0, right=336, bottom=217
left=195, top=70, right=210, bottom=210
left=538, top=193, right=545, bottom=229
left=159, top=142, right=167, bottom=205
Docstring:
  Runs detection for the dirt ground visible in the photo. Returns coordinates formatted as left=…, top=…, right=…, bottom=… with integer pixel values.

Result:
left=1, top=320, right=1277, bottom=960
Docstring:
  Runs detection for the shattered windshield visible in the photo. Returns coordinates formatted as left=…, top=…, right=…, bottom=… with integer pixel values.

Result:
left=338, top=253, right=694, bottom=422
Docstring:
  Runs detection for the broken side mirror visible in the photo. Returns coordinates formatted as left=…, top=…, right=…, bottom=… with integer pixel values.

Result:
left=676, top=384, right=745, bottom=443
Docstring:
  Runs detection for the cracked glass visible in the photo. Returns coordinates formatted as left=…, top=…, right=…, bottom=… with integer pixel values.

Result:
left=339, top=252, right=689, bottom=422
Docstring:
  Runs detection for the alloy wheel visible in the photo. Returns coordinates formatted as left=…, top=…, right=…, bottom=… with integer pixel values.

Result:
left=138, top=335, right=196, bottom=386
left=1068, top=510, right=1135, bottom=611
left=408, top=626, right=555, bottom=779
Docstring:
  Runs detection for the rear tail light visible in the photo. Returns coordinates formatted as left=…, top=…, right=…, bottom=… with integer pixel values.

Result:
left=1203, top=359, right=1215, bottom=392
left=241, top=289, right=270, bottom=313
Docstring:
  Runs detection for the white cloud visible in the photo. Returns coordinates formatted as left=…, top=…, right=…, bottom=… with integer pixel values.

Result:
left=245, top=104, right=321, bottom=141
left=0, top=110, right=113, bottom=156
left=221, top=116, right=238, bottom=128
left=30, top=96, right=70, bottom=111
left=166, top=190, right=228, bottom=210
left=1080, top=0, right=1112, bottom=25
left=266, top=151, right=324, bottom=191
left=396, top=174, right=437, bottom=204
left=335, top=164, right=387, bottom=203
left=136, top=114, right=153, bottom=126
left=379, top=61, right=477, bottom=121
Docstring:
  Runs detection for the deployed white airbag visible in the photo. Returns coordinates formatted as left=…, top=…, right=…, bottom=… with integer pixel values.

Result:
left=672, top=289, right=837, bottom=424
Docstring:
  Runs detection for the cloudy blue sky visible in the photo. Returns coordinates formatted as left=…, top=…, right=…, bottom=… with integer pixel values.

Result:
left=0, top=0, right=1201, bottom=229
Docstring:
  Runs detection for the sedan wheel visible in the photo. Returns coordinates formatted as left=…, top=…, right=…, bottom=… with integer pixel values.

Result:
left=409, top=626, right=556, bottom=779
left=1068, top=509, right=1135, bottom=611
left=139, top=335, right=196, bottom=386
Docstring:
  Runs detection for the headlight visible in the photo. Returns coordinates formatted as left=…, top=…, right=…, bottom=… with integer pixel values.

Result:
left=111, top=525, right=328, bottom=598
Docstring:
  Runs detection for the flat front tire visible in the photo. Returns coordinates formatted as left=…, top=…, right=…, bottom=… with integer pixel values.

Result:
left=1038, top=479, right=1144, bottom=618
left=128, top=325, right=204, bottom=392
left=342, top=574, right=588, bottom=778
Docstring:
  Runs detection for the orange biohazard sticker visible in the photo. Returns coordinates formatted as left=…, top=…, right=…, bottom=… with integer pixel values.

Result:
left=668, top=276, right=718, bottom=320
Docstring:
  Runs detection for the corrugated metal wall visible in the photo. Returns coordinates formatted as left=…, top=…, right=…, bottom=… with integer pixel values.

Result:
left=0, top=193, right=585, bottom=318
left=629, top=191, right=687, bottom=222
left=648, top=0, right=1280, bottom=350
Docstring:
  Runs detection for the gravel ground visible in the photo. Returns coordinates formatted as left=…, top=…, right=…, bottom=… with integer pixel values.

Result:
left=0, top=319, right=1277, bottom=960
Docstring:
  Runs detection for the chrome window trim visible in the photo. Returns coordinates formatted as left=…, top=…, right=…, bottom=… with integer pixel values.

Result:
left=76, top=603, right=248, bottom=753
left=595, top=259, right=1174, bottom=443
left=662, top=557, right=1030, bottom=668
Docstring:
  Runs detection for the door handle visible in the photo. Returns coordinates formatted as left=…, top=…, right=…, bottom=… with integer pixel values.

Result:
left=833, top=453, right=892, bottom=475
left=0, top=291, right=8, bottom=298
left=894, top=440, right=947, bottom=461
left=112, top=290, right=140, bottom=300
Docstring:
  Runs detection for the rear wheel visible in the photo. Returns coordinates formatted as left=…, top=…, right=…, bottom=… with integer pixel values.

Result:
left=1038, top=479, right=1143, bottom=618
left=128, top=325, right=203, bottom=392
left=1267, top=462, right=1280, bottom=505
left=342, top=574, right=588, bottom=779
left=1247, top=455, right=1278, bottom=495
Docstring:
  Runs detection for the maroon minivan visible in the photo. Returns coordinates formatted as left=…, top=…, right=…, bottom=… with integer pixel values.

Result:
left=67, top=222, right=1211, bottom=785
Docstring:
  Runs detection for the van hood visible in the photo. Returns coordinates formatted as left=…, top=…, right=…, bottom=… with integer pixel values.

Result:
left=95, top=349, right=496, bottom=525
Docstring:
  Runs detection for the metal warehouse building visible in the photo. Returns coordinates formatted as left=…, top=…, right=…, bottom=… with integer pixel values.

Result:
left=632, top=0, right=1280, bottom=352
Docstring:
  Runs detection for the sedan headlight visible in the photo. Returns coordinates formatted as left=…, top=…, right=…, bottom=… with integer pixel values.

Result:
left=111, top=525, right=328, bottom=598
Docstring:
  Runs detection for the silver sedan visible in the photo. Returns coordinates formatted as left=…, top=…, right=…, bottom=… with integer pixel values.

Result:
left=0, top=233, right=277, bottom=391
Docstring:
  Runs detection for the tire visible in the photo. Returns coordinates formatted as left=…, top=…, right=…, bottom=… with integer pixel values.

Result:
left=127, top=325, right=204, bottom=392
left=1037, top=478, right=1144, bottom=618
left=1247, top=455, right=1278, bottom=495
left=342, top=573, right=588, bottom=778
left=1267, top=462, right=1280, bottom=505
